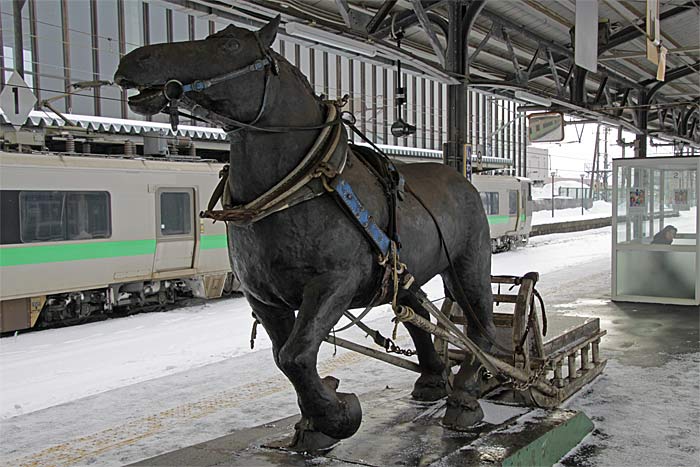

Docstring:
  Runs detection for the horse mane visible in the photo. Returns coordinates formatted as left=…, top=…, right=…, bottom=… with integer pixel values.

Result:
left=273, top=51, right=321, bottom=102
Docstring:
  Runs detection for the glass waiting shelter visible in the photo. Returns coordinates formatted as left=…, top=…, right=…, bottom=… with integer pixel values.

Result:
left=613, top=156, right=699, bottom=305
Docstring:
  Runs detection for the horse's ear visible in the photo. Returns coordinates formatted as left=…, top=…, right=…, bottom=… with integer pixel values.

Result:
left=258, top=15, right=280, bottom=48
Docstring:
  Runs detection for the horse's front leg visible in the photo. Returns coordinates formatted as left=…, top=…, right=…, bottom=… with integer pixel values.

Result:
left=246, top=295, right=296, bottom=369
left=278, top=272, right=361, bottom=450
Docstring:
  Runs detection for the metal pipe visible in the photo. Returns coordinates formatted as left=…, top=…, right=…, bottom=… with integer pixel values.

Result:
left=324, top=335, right=421, bottom=373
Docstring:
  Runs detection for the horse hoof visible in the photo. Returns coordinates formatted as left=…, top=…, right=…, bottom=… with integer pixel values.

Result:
left=314, top=391, right=362, bottom=440
left=289, top=418, right=340, bottom=452
left=411, top=373, right=447, bottom=401
left=442, top=391, right=484, bottom=431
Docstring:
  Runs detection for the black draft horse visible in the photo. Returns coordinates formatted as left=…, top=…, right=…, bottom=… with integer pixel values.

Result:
left=115, top=17, right=495, bottom=450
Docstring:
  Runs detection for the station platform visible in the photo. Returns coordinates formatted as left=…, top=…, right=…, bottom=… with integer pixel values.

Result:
left=130, top=387, right=592, bottom=467
left=129, top=260, right=699, bottom=467
left=2, top=257, right=698, bottom=467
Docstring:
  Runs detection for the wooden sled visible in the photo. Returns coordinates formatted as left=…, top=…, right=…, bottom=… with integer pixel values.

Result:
left=328, top=271, right=607, bottom=408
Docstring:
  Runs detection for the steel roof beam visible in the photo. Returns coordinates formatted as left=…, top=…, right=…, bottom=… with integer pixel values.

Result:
left=602, top=1, right=697, bottom=53
left=335, top=0, right=353, bottom=29
left=410, top=0, right=446, bottom=67
left=371, top=0, right=444, bottom=38
left=646, top=61, right=700, bottom=101
left=366, top=0, right=398, bottom=34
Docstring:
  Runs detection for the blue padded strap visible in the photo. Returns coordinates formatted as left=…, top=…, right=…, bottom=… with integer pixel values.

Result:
left=331, top=177, right=391, bottom=257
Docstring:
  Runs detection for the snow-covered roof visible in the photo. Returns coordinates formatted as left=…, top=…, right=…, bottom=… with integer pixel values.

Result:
left=0, top=110, right=229, bottom=141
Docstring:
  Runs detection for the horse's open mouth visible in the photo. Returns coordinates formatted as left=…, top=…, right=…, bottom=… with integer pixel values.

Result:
left=128, top=87, right=163, bottom=105
left=126, top=87, right=168, bottom=116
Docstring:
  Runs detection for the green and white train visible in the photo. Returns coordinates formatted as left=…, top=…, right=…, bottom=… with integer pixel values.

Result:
left=0, top=152, right=532, bottom=333
left=473, top=174, right=533, bottom=253
left=0, top=151, right=237, bottom=333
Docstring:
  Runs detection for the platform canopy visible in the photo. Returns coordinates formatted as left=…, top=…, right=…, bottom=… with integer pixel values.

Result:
left=172, top=0, right=699, bottom=152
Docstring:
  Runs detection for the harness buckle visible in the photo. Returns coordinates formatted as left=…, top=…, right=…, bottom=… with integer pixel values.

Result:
left=191, top=80, right=207, bottom=92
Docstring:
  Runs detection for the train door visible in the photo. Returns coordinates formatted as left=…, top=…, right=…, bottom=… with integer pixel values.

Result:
left=522, top=180, right=533, bottom=231
left=509, top=189, right=520, bottom=231
left=154, top=188, right=196, bottom=271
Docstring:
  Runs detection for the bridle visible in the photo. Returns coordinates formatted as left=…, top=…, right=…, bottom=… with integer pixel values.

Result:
left=160, top=32, right=280, bottom=133
left=157, top=32, right=341, bottom=134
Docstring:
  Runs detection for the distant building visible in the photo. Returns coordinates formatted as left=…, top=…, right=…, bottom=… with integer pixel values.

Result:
left=526, top=146, right=549, bottom=184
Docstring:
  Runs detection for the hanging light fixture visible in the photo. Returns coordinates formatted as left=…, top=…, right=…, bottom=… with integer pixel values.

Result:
left=390, top=28, right=416, bottom=138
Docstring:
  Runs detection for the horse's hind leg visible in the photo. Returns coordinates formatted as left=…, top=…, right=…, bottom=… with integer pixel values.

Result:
left=277, top=272, right=362, bottom=450
left=397, top=291, right=447, bottom=401
left=441, top=253, right=496, bottom=430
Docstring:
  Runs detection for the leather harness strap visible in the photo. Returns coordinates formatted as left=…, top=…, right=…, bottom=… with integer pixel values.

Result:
left=201, top=103, right=348, bottom=225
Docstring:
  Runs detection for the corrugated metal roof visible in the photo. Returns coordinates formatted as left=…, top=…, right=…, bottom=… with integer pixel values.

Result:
left=0, top=110, right=229, bottom=141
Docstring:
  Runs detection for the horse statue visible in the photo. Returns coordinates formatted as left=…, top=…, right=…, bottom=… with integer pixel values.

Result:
left=115, top=16, right=496, bottom=451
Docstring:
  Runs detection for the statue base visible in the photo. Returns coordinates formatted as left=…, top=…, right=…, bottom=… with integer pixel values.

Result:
left=129, top=387, right=593, bottom=466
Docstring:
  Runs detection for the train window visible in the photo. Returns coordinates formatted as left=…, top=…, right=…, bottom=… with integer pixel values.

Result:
left=66, top=193, right=111, bottom=240
left=509, top=190, right=518, bottom=215
left=18, top=191, right=111, bottom=243
left=479, top=192, right=499, bottom=215
left=0, top=190, right=21, bottom=245
left=160, top=192, right=192, bottom=236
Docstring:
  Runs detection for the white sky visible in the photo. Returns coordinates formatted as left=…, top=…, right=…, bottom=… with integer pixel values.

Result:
left=532, top=122, right=677, bottom=179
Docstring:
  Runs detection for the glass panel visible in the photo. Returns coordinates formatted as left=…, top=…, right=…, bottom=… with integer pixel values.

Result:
left=149, top=3, right=167, bottom=44
left=194, top=16, right=211, bottom=40
left=0, top=190, right=21, bottom=245
left=35, top=0, right=66, bottom=112
left=67, top=0, right=94, bottom=116
left=160, top=192, right=191, bottom=235
left=65, top=192, right=111, bottom=240
left=509, top=190, right=518, bottom=215
left=124, top=0, right=144, bottom=53
left=480, top=192, right=499, bottom=215
left=19, top=191, right=111, bottom=242
left=617, top=250, right=696, bottom=300
left=172, top=10, right=189, bottom=42
left=97, top=0, right=121, bottom=118
left=20, top=192, right=65, bottom=243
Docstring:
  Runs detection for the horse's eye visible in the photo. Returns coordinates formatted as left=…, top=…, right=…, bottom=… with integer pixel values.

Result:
left=225, top=40, right=240, bottom=51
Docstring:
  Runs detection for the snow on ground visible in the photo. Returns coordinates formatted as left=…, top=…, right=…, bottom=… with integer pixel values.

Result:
left=533, top=180, right=589, bottom=200
left=0, top=226, right=612, bottom=421
left=2, top=223, right=698, bottom=467
left=533, top=200, right=611, bottom=225
left=560, top=352, right=700, bottom=467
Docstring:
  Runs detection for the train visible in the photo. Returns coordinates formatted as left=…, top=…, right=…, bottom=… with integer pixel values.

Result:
left=0, top=151, right=237, bottom=333
left=0, top=151, right=532, bottom=333
left=473, top=174, right=533, bottom=252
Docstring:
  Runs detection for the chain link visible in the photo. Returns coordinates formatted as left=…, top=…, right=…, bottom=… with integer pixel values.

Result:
left=509, top=363, right=549, bottom=392
left=385, top=339, right=415, bottom=357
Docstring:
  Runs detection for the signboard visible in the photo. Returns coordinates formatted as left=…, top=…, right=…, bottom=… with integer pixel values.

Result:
left=462, top=144, right=472, bottom=181
left=0, top=71, right=37, bottom=129
left=527, top=112, right=565, bottom=143
left=629, top=187, right=646, bottom=212
left=673, top=189, right=689, bottom=210
left=575, top=0, right=598, bottom=73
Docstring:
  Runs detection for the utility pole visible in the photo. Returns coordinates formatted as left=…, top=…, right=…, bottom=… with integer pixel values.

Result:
left=589, top=125, right=600, bottom=202
left=551, top=171, right=556, bottom=218
left=603, top=126, right=609, bottom=201
left=580, top=174, right=585, bottom=215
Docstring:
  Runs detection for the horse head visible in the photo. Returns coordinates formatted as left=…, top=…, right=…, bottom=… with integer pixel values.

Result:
left=114, top=16, right=280, bottom=121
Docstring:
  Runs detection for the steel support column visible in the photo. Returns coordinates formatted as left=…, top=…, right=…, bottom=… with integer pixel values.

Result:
left=12, top=0, right=26, bottom=77
left=443, top=1, right=466, bottom=171
left=444, top=1, right=484, bottom=173
left=635, top=90, right=648, bottom=158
